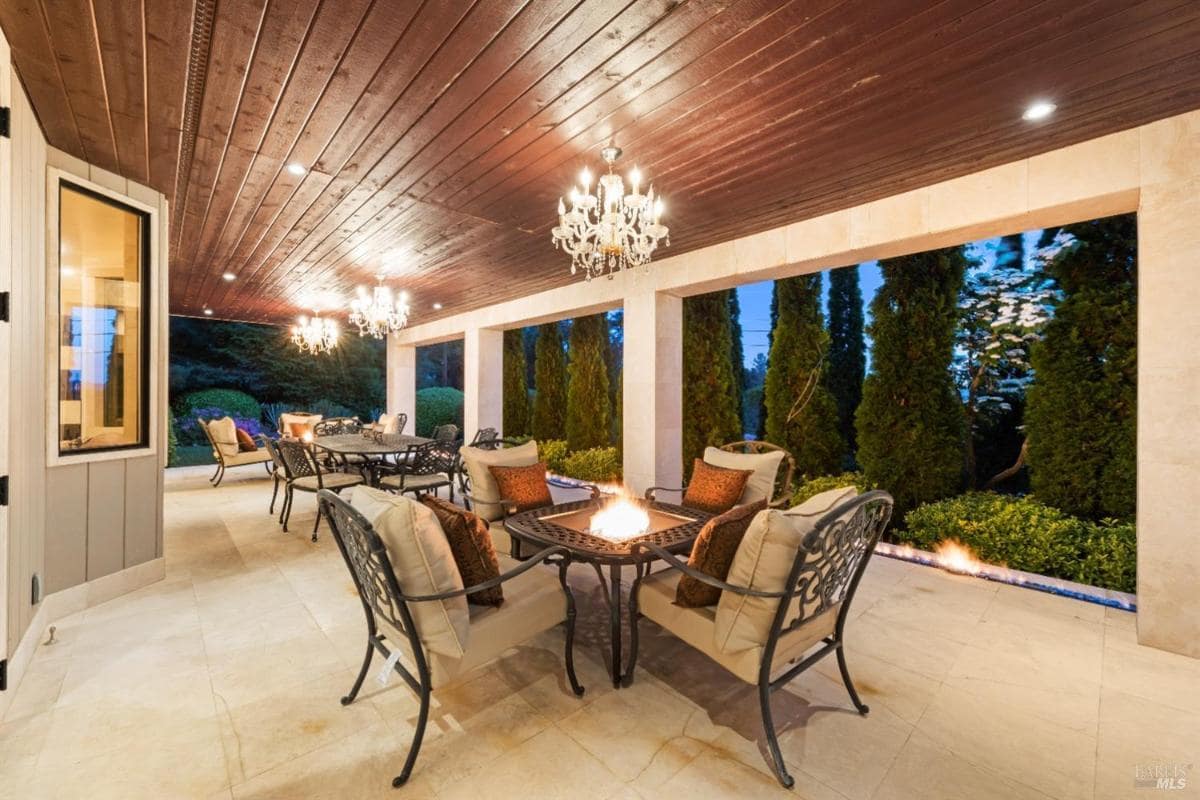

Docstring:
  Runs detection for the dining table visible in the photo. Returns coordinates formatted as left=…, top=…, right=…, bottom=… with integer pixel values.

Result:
left=311, top=432, right=431, bottom=458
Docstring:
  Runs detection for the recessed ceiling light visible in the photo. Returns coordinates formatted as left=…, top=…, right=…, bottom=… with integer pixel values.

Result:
left=203, top=308, right=213, bottom=316
left=222, top=272, right=236, bottom=281
left=432, top=302, right=443, bottom=310
left=286, top=162, right=307, bottom=176
left=1022, top=100, right=1056, bottom=121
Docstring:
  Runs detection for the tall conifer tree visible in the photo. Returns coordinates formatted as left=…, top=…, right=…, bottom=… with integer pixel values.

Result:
left=502, top=329, right=530, bottom=436
left=856, top=249, right=966, bottom=521
left=764, top=276, right=846, bottom=477
left=682, top=291, right=742, bottom=472
left=565, top=314, right=612, bottom=450
left=531, top=321, right=568, bottom=440
left=826, top=266, right=865, bottom=453
left=728, top=290, right=746, bottom=430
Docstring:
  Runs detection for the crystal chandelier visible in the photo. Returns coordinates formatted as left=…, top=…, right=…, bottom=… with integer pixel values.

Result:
left=552, top=141, right=668, bottom=280
left=349, top=274, right=409, bottom=338
left=290, top=311, right=338, bottom=354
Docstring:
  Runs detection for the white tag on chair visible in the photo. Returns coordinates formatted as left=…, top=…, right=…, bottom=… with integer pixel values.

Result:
left=377, top=650, right=402, bottom=687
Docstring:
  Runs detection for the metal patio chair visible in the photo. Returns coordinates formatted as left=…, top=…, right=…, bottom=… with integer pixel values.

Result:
left=629, top=490, right=894, bottom=787
left=319, top=489, right=583, bottom=788
left=275, top=437, right=364, bottom=540
left=376, top=440, right=457, bottom=500
left=197, top=417, right=273, bottom=487
left=645, top=440, right=797, bottom=509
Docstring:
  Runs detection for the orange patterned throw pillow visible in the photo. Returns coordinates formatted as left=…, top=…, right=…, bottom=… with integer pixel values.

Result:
left=487, top=462, right=553, bottom=513
left=682, top=459, right=753, bottom=515
left=675, top=499, right=767, bottom=607
left=287, top=421, right=310, bottom=438
left=420, top=496, right=503, bottom=607
left=235, top=428, right=257, bottom=452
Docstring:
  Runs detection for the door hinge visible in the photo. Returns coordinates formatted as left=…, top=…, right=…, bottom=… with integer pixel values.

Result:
left=0, top=475, right=7, bottom=506
left=0, top=291, right=8, bottom=322
left=0, top=659, right=7, bottom=691
left=0, top=106, right=9, bottom=138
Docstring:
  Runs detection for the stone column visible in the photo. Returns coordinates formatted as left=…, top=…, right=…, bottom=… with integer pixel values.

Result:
left=463, top=326, right=504, bottom=441
left=385, top=337, right=416, bottom=432
left=622, top=291, right=683, bottom=496
left=1134, top=113, right=1200, bottom=658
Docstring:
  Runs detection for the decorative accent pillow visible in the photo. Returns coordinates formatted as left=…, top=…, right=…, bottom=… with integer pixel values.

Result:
left=421, top=495, right=503, bottom=607
left=207, top=417, right=240, bottom=458
left=714, top=487, right=860, bottom=654
left=682, top=459, right=753, bottom=514
left=379, top=413, right=400, bottom=435
left=235, top=428, right=257, bottom=452
left=676, top=499, right=767, bottom=608
left=287, top=421, right=310, bottom=438
left=459, top=440, right=539, bottom=522
left=488, top=462, right=553, bottom=513
left=703, top=446, right=786, bottom=505
left=348, top=486, right=469, bottom=658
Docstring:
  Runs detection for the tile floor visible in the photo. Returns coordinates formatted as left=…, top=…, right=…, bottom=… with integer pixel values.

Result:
left=2, top=466, right=1198, bottom=799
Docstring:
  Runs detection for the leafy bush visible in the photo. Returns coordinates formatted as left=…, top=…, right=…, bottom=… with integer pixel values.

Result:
left=793, top=472, right=875, bottom=505
left=176, top=408, right=264, bottom=445
left=176, top=388, right=262, bottom=422
left=308, top=398, right=359, bottom=420
left=415, top=387, right=464, bottom=437
left=902, top=492, right=1135, bottom=593
left=560, top=446, right=622, bottom=483
left=538, top=439, right=569, bottom=474
left=261, top=402, right=286, bottom=433
left=167, top=412, right=179, bottom=467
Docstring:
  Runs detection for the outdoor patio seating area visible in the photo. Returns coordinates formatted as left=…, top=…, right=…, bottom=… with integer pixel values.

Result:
left=1, top=467, right=1196, bottom=799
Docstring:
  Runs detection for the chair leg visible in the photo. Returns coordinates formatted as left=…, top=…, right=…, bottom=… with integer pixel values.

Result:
left=282, top=488, right=293, bottom=532
left=211, top=464, right=225, bottom=486
left=623, top=565, right=643, bottom=688
left=269, top=476, right=279, bottom=515
left=392, top=682, right=431, bottom=787
left=311, top=499, right=322, bottom=542
left=558, top=559, right=585, bottom=697
left=758, top=679, right=795, bottom=789
left=836, top=644, right=870, bottom=715
left=341, top=641, right=374, bottom=706
left=209, top=463, right=220, bottom=483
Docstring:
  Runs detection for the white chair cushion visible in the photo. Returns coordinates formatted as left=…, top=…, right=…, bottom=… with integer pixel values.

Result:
left=379, top=413, right=400, bottom=435
left=459, top=440, right=539, bottom=522
left=293, top=472, right=363, bottom=491
left=221, top=449, right=273, bottom=467
left=280, top=412, right=322, bottom=436
left=639, top=568, right=836, bottom=684
left=379, top=473, right=450, bottom=492
left=208, top=417, right=241, bottom=459
left=348, top=486, right=468, bottom=659
left=714, top=487, right=858, bottom=654
left=703, top=447, right=785, bottom=505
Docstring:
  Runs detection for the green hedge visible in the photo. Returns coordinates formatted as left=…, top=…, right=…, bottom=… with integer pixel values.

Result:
left=793, top=472, right=876, bottom=505
left=538, top=439, right=570, bottom=475
left=175, top=388, right=262, bottom=421
left=902, top=492, right=1135, bottom=593
left=561, top=447, right=622, bottom=483
left=415, top=387, right=463, bottom=437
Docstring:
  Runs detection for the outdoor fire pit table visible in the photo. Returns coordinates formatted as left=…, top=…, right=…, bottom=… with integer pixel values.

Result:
left=504, top=497, right=713, bottom=688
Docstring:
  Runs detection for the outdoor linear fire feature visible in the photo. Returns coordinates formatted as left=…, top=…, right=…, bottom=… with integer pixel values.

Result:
left=874, top=540, right=1137, bottom=612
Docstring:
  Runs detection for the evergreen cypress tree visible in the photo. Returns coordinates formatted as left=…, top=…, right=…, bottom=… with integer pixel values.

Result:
left=764, top=275, right=845, bottom=477
left=756, top=284, right=778, bottom=439
left=856, top=249, right=966, bottom=521
left=1026, top=214, right=1136, bottom=520
left=565, top=314, right=611, bottom=450
left=531, top=321, right=568, bottom=440
left=728, top=290, right=746, bottom=431
left=502, top=329, right=530, bottom=436
left=682, top=290, right=742, bottom=472
left=826, top=265, right=865, bottom=454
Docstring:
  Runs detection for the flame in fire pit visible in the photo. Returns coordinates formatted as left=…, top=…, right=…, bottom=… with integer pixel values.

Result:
left=933, top=539, right=984, bottom=575
left=589, top=494, right=650, bottom=542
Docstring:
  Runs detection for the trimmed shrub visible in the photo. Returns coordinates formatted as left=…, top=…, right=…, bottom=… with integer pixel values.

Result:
left=176, top=388, right=262, bottom=422
left=792, top=472, right=875, bottom=505
left=308, top=398, right=358, bottom=420
left=167, top=412, right=179, bottom=467
left=902, top=492, right=1136, bottom=593
left=538, top=439, right=570, bottom=475
left=561, top=447, right=622, bottom=483
left=415, top=387, right=464, bottom=437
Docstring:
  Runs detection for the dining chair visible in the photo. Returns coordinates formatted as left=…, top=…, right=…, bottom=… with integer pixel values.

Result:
left=377, top=441, right=456, bottom=500
left=275, top=438, right=365, bottom=540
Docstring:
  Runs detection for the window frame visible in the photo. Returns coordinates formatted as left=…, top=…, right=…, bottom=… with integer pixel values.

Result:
left=46, top=169, right=159, bottom=465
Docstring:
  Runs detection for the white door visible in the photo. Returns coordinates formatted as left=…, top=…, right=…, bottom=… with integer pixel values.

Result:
left=0, top=29, right=12, bottom=671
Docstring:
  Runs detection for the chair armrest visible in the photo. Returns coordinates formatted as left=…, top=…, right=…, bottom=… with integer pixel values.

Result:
left=402, top=545, right=568, bottom=602
left=643, top=485, right=686, bottom=501
left=630, top=542, right=788, bottom=599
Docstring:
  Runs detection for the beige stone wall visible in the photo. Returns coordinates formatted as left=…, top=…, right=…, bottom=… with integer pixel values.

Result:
left=391, top=109, right=1200, bottom=658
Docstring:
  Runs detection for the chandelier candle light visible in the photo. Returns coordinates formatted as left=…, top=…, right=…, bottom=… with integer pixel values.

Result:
left=291, top=311, right=338, bottom=354
left=349, top=274, right=410, bottom=338
left=552, top=141, right=669, bottom=280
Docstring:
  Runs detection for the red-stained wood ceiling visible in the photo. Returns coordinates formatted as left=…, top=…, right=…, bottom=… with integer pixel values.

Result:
left=3, top=0, right=1200, bottom=325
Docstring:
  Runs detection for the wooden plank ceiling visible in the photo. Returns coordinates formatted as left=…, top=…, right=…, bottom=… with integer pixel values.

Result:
left=3, top=0, right=1200, bottom=325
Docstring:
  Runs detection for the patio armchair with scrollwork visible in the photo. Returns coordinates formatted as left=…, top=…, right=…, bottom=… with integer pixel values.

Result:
left=644, top=440, right=797, bottom=509
left=374, top=440, right=457, bottom=500
left=628, top=490, right=893, bottom=788
left=197, top=416, right=274, bottom=487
